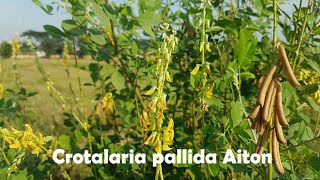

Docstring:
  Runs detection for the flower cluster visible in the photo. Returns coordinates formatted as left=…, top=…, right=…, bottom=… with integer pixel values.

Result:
left=11, top=36, right=22, bottom=56
left=0, top=83, right=4, bottom=99
left=63, top=43, right=70, bottom=65
left=0, top=124, right=52, bottom=156
left=296, top=68, right=320, bottom=104
left=143, top=23, right=178, bottom=154
left=95, top=92, right=115, bottom=118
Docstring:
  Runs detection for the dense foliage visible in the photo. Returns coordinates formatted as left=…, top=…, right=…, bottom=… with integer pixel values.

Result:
left=0, top=0, right=320, bottom=179
left=0, top=42, right=12, bottom=59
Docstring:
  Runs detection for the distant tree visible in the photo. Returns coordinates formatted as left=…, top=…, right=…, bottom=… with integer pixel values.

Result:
left=20, top=42, right=33, bottom=54
left=0, top=41, right=12, bottom=59
left=22, top=30, right=64, bottom=58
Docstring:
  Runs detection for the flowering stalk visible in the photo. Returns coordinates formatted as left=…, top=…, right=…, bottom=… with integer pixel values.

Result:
left=0, top=124, right=53, bottom=178
left=190, top=0, right=213, bottom=143
left=11, top=36, right=23, bottom=90
left=25, top=37, right=90, bottom=145
left=143, top=23, right=178, bottom=180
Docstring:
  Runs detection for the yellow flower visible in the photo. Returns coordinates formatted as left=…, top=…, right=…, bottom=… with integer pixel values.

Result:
left=103, top=92, right=114, bottom=116
left=12, top=37, right=22, bottom=56
left=144, top=86, right=156, bottom=95
left=0, top=83, right=4, bottom=99
left=63, top=43, right=70, bottom=65
left=10, top=127, right=23, bottom=138
left=27, top=141, right=41, bottom=155
left=162, top=118, right=174, bottom=151
left=165, top=71, right=172, bottom=82
left=154, top=136, right=162, bottom=154
left=157, top=94, right=167, bottom=110
left=144, top=131, right=157, bottom=145
left=37, top=132, right=45, bottom=145
left=9, top=140, right=22, bottom=150
left=205, top=83, right=215, bottom=98
left=191, top=64, right=200, bottom=75
left=24, top=124, right=33, bottom=134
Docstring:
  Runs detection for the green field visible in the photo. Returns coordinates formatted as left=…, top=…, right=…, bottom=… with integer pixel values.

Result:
left=0, top=58, right=97, bottom=134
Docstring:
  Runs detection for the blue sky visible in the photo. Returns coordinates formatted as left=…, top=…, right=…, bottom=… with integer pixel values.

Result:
left=0, top=0, right=70, bottom=41
left=0, top=0, right=303, bottom=42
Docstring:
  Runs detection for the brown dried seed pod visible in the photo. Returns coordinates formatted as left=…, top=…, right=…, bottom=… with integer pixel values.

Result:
left=257, top=123, right=269, bottom=155
left=255, top=134, right=263, bottom=153
left=262, top=79, right=276, bottom=122
left=259, top=121, right=266, bottom=136
left=275, top=81, right=289, bottom=126
left=258, top=75, right=265, bottom=89
left=272, top=130, right=285, bottom=175
left=277, top=43, right=301, bottom=88
left=95, top=101, right=103, bottom=118
left=258, top=65, right=277, bottom=106
left=274, top=113, right=287, bottom=144
left=251, top=121, right=257, bottom=129
left=257, top=145, right=265, bottom=155
left=256, top=111, right=262, bottom=133
left=266, top=84, right=277, bottom=122
left=248, top=105, right=261, bottom=120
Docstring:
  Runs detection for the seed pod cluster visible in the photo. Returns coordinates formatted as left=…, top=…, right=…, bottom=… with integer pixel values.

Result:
left=248, top=42, right=300, bottom=175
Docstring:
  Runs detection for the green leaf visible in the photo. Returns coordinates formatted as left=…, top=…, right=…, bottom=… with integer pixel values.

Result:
left=131, top=40, right=139, bottom=55
left=101, top=64, right=117, bottom=77
left=207, top=163, right=219, bottom=177
left=43, top=25, right=65, bottom=36
left=92, top=2, right=109, bottom=27
left=89, top=32, right=106, bottom=45
left=309, top=157, right=320, bottom=171
left=299, top=84, right=319, bottom=95
left=91, top=72, right=99, bottom=83
left=190, top=75, right=196, bottom=88
left=282, top=81, right=295, bottom=99
left=305, top=58, right=320, bottom=73
left=185, top=169, right=195, bottom=179
left=210, top=26, right=224, bottom=32
left=297, top=112, right=311, bottom=123
left=136, top=11, right=161, bottom=25
left=58, top=135, right=71, bottom=150
left=301, top=126, right=314, bottom=141
left=32, top=0, right=53, bottom=14
left=175, top=130, right=189, bottom=142
left=9, top=173, right=27, bottom=180
left=231, top=101, right=243, bottom=128
left=234, top=29, right=257, bottom=67
left=206, top=98, right=224, bottom=108
left=62, top=20, right=84, bottom=35
left=104, top=4, right=116, bottom=22
left=140, top=23, right=155, bottom=38
left=62, top=20, right=77, bottom=32
left=240, top=72, right=255, bottom=79
left=297, top=121, right=305, bottom=138
left=302, top=97, right=320, bottom=113
left=89, top=63, right=99, bottom=71
left=110, top=71, right=126, bottom=90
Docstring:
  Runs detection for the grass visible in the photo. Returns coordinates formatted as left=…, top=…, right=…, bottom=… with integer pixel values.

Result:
left=0, top=58, right=98, bottom=135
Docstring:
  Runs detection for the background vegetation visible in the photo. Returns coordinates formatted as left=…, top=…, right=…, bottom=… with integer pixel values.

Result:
left=0, top=0, right=320, bottom=179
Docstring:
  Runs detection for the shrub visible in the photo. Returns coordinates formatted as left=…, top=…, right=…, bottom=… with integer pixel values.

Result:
left=0, top=41, right=12, bottom=58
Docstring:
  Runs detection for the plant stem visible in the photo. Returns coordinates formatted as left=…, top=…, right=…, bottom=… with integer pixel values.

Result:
left=272, top=0, right=277, bottom=50
left=0, top=141, right=10, bottom=166
left=269, top=0, right=277, bottom=178
left=268, top=118, right=273, bottom=180
left=72, top=39, right=92, bottom=153
left=281, top=135, right=320, bottom=152
left=200, top=3, right=208, bottom=177
left=289, top=0, right=303, bottom=47
left=201, top=6, right=206, bottom=65
left=292, top=0, right=312, bottom=71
